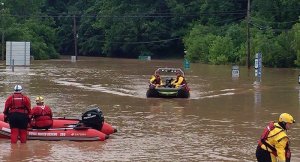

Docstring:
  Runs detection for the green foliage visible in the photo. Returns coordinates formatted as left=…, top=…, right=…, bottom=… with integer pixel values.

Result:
left=198, top=0, right=245, bottom=25
left=291, top=22, right=300, bottom=66
left=235, top=44, right=247, bottom=65
left=183, top=25, right=217, bottom=63
left=208, top=36, right=234, bottom=65
left=1, top=0, right=59, bottom=60
left=4, top=18, right=59, bottom=60
left=90, top=0, right=183, bottom=58
left=4, top=0, right=44, bottom=16
left=24, top=19, right=59, bottom=59
left=1, top=0, right=300, bottom=67
left=252, top=0, right=300, bottom=30
left=250, top=28, right=297, bottom=68
left=55, top=17, right=75, bottom=55
left=225, top=24, right=246, bottom=48
left=184, top=24, right=239, bottom=65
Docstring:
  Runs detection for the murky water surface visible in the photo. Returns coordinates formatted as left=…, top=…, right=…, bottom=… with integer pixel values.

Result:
left=0, top=57, right=300, bottom=162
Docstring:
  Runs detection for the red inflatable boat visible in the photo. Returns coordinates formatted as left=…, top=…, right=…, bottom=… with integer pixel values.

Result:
left=0, top=121, right=108, bottom=141
left=50, top=117, right=117, bottom=135
left=0, top=108, right=117, bottom=141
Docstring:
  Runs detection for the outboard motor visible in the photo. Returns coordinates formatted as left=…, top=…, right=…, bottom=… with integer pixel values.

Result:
left=80, top=107, right=104, bottom=130
left=165, top=78, right=174, bottom=88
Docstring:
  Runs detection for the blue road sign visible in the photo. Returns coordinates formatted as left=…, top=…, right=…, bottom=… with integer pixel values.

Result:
left=255, top=52, right=262, bottom=78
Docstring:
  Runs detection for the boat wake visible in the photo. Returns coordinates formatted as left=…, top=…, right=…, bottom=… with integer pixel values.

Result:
left=192, top=88, right=236, bottom=99
left=53, top=78, right=134, bottom=97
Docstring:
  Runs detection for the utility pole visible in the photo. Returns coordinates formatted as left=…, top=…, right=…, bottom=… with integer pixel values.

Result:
left=246, top=0, right=251, bottom=69
left=1, top=2, right=4, bottom=61
left=73, top=15, right=78, bottom=60
left=1, top=29, right=3, bottom=61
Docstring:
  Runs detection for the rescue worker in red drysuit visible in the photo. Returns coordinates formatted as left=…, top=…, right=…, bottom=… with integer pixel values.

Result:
left=256, top=113, right=295, bottom=162
left=30, top=96, right=53, bottom=129
left=3, top=85, right=31, bottom=144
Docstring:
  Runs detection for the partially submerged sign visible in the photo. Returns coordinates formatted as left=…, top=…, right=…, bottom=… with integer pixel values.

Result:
left=232, top=65, right=239, bottom=78
left=138, top=55, right=151, bottom=61
left=6, top=41, right=31, bottom=66
left=255, top=52, right=262, bottom=79
left=183, top=58, right=190, bottom=69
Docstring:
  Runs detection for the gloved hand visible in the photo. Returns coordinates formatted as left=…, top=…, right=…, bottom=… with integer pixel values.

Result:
left=4, top=115, right=8, bottom=123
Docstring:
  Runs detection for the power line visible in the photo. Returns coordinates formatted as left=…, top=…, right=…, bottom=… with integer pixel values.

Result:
left=104, top=37, right=181, bottom=44
left=251, top=17, right=299, bottom=24
left=7, top=11, right=246, bottom=19
left=6, top=8, right=299, bottom=19
left=103, top=16, right=246, bottom=45
left=4, top=5, right=299, bottom=19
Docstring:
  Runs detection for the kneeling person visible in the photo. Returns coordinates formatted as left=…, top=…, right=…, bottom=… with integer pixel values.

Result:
left=31, top=96, right=53, bottom=129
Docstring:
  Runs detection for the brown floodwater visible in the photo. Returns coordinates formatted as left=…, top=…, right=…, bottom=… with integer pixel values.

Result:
left=0, top=57, right=300, bottom=162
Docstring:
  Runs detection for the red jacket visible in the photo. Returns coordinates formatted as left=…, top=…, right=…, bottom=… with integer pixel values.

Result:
left=30, top=105, right=53, bottom=128
left=3, top=92, right=31, bottom=116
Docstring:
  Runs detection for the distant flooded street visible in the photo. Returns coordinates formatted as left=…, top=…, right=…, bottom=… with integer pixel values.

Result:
left=0, top=57, right=300, bottom=162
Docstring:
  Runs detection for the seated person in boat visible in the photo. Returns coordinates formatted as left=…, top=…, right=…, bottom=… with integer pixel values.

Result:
left=30, top=96, right=53, bottom=129
left=171, top=71, right=187, bottom=88
left=150, top=72, right=163, bottom=87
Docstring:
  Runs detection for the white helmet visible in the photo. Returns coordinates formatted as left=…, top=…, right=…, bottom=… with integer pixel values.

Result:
left=14, top=85, right=23, bottom=92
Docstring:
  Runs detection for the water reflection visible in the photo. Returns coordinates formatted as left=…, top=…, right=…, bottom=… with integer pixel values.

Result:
left=297, top=86, right=300, bottom=104
left=253, top=81, right=262, bottom=107
left=1, top=143, right=33, bottom=162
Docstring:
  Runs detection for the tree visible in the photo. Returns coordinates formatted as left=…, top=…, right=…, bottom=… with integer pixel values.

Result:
left=292, top=22, right=300, bottom=66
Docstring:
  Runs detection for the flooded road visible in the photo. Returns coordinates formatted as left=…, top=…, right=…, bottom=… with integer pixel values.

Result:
left=0, top=57, right=300, bottom=161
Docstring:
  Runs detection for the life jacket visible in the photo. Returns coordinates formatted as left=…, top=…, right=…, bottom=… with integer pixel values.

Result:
left=175, top=76, right=187, bottom=85
left=31, top=105, right=53, bottom=129
left=32, top=105, right=52, bottom=121
left=9, top=93, right=29, bottom=114
left=151, top=75, right=161, bottom=85
left=286, top=142, right=291, bottom=162
left=258, top=121, right=290, bottom=160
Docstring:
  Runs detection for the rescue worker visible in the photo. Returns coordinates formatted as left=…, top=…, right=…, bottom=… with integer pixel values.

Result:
left=3, top=85, right=31, bottom=144
left=171, top=71, right=187, bottom=88
left=256, top=113, right=295, bottom=162
left=150, top=72, right=163, bottom=87
left=30, top=96, right=53, bottom=129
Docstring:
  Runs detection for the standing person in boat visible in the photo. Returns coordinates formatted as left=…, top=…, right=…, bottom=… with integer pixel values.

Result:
left=150, top=72, right=163, bottom=87
left=171, top=71, right=187, bottom=88
left=256, top=113, right=295, bottom=162
left=30, top=96, right=53, bottom=129
left=3, top=85, right=31, bottom=144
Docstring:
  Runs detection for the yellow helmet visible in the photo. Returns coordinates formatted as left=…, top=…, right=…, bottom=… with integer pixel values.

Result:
left=35, top=96, right=44, bottom=104
left=279, top=113, right=295, bottom=124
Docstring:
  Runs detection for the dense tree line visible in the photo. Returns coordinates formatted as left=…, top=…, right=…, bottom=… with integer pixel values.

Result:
left=0, top=0, right=299, bottom=67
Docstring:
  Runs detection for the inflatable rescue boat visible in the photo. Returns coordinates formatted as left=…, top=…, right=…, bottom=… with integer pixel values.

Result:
left=0, top=107, right=117, bottom=141
left=147, top=68, right=190, bottom=98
